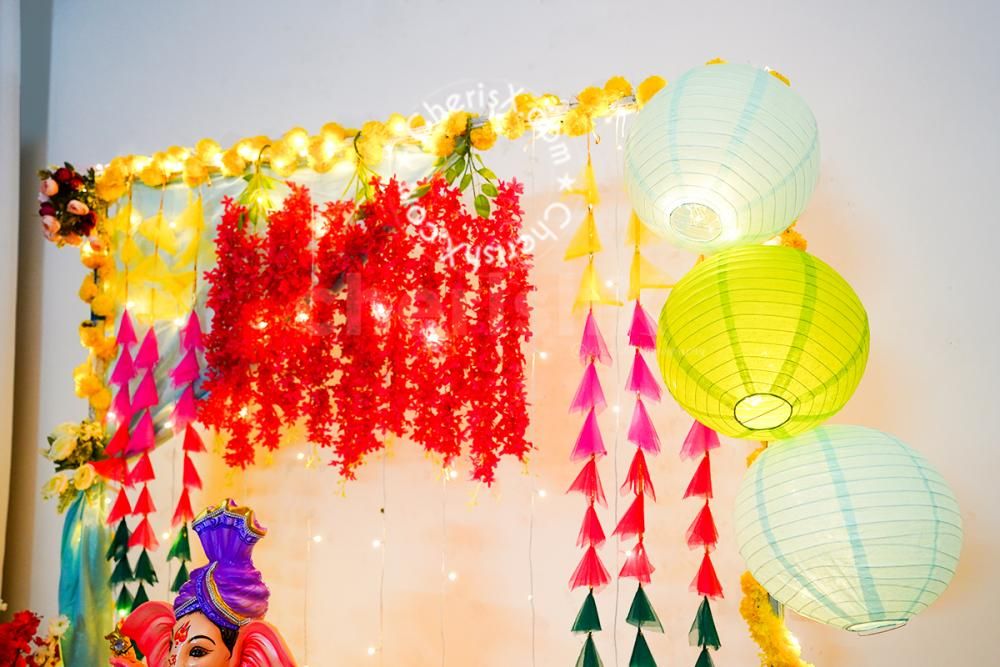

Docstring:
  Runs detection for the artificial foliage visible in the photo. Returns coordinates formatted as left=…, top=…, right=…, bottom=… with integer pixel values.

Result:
left=200, top=177, right=533, bottom=483
left=133, top=550, right=157, bottom=586
left=170, top=562, right=190, bottom=595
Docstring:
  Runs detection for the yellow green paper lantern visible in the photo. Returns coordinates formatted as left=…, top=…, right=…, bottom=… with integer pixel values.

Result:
left=624, top=63, right=820, bottom=253
left=735, top=425, right=963, bottom=633
left=657, top=245, right=868, bottom=440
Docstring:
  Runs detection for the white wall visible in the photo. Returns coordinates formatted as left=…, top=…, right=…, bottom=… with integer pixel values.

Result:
left=7, top=1, right=1000, bottom=665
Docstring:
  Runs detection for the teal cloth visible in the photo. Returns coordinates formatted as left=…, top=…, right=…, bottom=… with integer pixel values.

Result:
left=59, top=488, right=114, bottom=666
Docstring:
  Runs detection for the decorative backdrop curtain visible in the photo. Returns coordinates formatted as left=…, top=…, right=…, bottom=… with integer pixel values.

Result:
left=0, top=0, right=23, bottom=594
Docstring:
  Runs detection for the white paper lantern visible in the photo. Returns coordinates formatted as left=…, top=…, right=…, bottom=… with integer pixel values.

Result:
left=624, top=63, right=820, bottom=253
left=735, top=425, right=962, bottom=634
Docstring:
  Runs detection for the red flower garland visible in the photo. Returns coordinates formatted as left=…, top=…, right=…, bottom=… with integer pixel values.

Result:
left=200, top=178, right=533, bottom=482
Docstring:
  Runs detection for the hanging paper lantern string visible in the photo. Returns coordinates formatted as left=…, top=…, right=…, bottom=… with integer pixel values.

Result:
left=682, top=420, right=722, bottom=667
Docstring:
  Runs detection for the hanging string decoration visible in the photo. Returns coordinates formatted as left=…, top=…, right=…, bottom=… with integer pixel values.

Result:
left=200, top=176, right=533, bottom=483
left=735, top=425, right=963, bottom=634
left=624, top=62, right=819, bottom=253
left=680, top=421, right=723, bottom=667
left=657, top=245, right=869, bottom=441
left=564, top=151, right=617, bottom=667
left=614, top=211, right=672, bottom=667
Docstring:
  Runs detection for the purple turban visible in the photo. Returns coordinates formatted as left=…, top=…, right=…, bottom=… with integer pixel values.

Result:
left=174, top=499, right=270, bottom=631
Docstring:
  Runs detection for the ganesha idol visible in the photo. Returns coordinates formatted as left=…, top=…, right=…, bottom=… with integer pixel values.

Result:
left=108, top=499, right=296, bottom=667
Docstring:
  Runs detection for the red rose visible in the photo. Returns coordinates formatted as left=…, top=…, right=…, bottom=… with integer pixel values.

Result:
left=69, top=176, right=84, bottom=190
left=80, top=211, right=97, bottom=235
left=53, top=167, right=72, bottom=184
left=38, top=202, right=56, bottom=217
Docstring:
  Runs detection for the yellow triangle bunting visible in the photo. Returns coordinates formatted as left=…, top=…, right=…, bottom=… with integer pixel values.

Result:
left=574, top=260, right=621, bottom=312
left=628, top=250, right=675, bottom=300
left=564, top=209, right=603, bottom=260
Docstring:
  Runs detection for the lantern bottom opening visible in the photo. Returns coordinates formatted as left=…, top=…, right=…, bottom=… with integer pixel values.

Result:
left=669, top=202, right=722, bottom=242
left=734, top=392, right=793, bottom=430
left=846, top=619, right=908, bottom=635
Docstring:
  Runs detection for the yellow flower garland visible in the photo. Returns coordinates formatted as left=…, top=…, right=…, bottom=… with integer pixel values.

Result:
left=740, top=572, right=815, bottom=667
left=92, top=74, right=669, bottom=202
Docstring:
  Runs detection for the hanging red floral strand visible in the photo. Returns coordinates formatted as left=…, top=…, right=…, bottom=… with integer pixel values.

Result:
left=200, top=178, right=533, bottom=482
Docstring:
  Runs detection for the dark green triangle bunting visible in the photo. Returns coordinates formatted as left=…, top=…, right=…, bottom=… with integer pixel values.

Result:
left=572, top=590, right=602, bottom=633
left=688, top=596, right=720, bottom=650
left=170, top=561, right=190, bottom=593
left=109, top=555, right=133, bottom=585
left=693, top=647, right=715, bottom=667
left=115, top=586, right=134, bottom=615
left=132, top=582, right=150, bottom=610
left=134, top=549, right=158, bottom=585
left=167, top=525, right=191, bottom=562
left=575, top=633, right=604, bottom=667
left=106, top=519, right=130, bottom=561
left=628, top=630, right=657, bottom=667
left=626, top=585, right=663, bottom=632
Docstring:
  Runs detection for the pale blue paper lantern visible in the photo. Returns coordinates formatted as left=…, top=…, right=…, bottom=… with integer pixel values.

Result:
left=624, top=63, right=820, bottom=253
left=734, top=425, right=962, bottom=633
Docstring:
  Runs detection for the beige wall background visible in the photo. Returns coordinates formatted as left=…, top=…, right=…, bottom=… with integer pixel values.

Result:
left=5, top=1, right=1000, bottom=665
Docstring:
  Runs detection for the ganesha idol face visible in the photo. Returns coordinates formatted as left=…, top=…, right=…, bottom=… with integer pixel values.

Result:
left=170, top=613, right=232, bottom=667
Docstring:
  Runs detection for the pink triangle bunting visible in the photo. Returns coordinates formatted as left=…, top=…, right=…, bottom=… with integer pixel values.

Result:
left=109, top=348, right=136, bottom=387
left=172, top=385, right=198, bottom=430
left=130, top=370, right=159, bottom=413
left=579, top=310, right=612, bottom=366
left=570, top=362, right=607, bottom=414
left=612, top=494, right=645, bottom=540
left=577, top=505, right=606, bottom=548
left=104, top=425, right=129, bottom=457
left=172, top=488, right=195, bottom=526
left=680, top=421, right=720, bottom=460
left=626, top=350, right=661, bottom=402
left=181, top=311, right=204, bottom=351
left=126, top=452, right=155, bottom=485
left=116, top=310, right=137, bottom=348
left=626, top=399, right=661, bottom=455
left=569, top=545, right=611, bottom=590
left=570, top=408, right=607, bottom=461
left=110, top=387, right=132, bottom=425
left=621, top=449, right=656, bottom=501
left=133, top=328, right=160, bottom=371
left=131, top=485, right=156, bottom=515
left=169, top=349, right=201, bottom=388
left=125, top=410, right=155, bottom=456
left=627, top=301, right=658, bottom=350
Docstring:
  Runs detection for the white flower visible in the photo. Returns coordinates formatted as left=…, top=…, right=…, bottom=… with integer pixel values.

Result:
left=73, top=463, right=96, bottom=491
left=33, top=641, right=52, bottom=662
left=49, top=430, right=77, bottom=462
left=0, top=598, right=7, bottom=612
left=48, top=615, right=70, bottom=638
left=42, top=473, right=69, bottom=500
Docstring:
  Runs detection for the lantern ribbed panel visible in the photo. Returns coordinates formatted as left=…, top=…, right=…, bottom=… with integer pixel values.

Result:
left=657, top=245, right=868, bottom=440
left=624, top=63, right=820, bottom=253
left=734, top=426, right=963, bottom=633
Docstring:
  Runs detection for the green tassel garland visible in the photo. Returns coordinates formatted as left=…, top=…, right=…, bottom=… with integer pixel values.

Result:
left=688, top=596, right=721, bottom=650
left=693, top=647, right=715, bottom=667
left=572, top=590, right=602, bottom=633
left=134, top=549, right=158, bottom=586
left=575, top=632, right=604, bottom=667
left=626, top=585, right=664, bottom=632
left=170, top=561, right=190, bottom=593
left=628, top=630, right=657, bottom=667
left=167, top=525, right=191, bottom=562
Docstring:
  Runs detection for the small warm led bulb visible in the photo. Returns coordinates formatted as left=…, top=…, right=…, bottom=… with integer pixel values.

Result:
left=372, top=539, right=382, bottom=548
left=538, top=351, right=549, bottom=360
left=367, top=646, right=377, bottom=657
left=312, top=535, right=323, bottom=543
left=447, top=571, right=458, bottom=582
left=448, top=468, right=458, bottom=480
left=296, top=452, right=306, bottom=461
left=537, top=489, right=547, bottom=498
